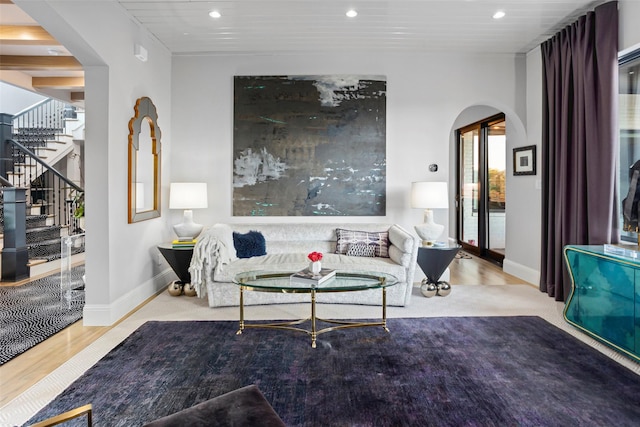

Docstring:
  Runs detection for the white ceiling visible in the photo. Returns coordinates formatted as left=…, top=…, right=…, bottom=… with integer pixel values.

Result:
left=0, top=0, right=608, bottom=101
left=117, top=0, right=605, bottom=55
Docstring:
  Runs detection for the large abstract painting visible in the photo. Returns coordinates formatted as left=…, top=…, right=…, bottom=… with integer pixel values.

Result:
left=233, top=75, right=386, bottom=216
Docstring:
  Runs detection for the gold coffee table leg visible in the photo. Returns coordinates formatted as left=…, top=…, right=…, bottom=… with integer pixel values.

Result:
left=382, top=287, right=389, bottom=333
left=311, top=289, right=317, bottom=348
left=237, top=286, right=245, bottom=335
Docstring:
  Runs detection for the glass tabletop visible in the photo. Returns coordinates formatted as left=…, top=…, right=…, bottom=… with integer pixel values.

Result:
left=420, top=242, right=462, bottom=250
left=233, top=270, right=398, bottom=293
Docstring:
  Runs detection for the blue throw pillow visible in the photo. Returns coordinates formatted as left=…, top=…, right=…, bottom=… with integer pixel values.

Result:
left=232, top=230, right=266, bottom=259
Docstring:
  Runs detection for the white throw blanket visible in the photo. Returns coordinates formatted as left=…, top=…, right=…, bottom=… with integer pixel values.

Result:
left=189, top=225, right=234, bottom=298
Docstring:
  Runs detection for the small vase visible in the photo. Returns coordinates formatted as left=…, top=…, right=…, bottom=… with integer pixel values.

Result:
left=310, top=261, right=322, bottom=276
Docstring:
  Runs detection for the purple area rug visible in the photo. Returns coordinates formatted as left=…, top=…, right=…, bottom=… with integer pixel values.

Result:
left=24, top=317, right=640, bottom=426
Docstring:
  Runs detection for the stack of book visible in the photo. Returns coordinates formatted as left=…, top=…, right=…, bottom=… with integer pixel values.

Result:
left=172, top=239, right=197, bottom=248
left=290, top=267, right=336, bottom=285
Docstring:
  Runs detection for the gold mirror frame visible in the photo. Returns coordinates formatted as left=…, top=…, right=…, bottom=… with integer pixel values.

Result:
left=128, top=96, right=161, bottom=223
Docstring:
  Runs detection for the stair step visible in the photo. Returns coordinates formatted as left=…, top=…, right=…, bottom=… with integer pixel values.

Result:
left=26, top=225, right=62, bottom=244
left=27, top=259, right=48, bottom=267
left=27, top=233, right=60, bottom=244
left=28, top=236, right=84, bottom=261
left=26, top=215, right=49, bottom=228
left=26, top=224, right=61, bottom=232
left=26, top=214, right=48, bottom=220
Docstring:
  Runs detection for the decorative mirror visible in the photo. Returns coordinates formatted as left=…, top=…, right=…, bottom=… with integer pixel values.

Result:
left=128, top=96, right=161, bottom=223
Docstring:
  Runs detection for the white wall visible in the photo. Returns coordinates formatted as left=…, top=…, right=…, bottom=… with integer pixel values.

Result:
left=171, top=52, right=530, bottom=277
left=620, top=0, right=640, bottom=53
left=16, top=0, right=174, bottom=325
left=501, top=46, right=544, bottom=285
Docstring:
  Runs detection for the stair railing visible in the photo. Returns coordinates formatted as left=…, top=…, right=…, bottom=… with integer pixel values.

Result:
left=5, top=138, right=84, bottom=232
left=12, top=98, right=68, bottom=134
left=2, top=99, right=83, bottom=234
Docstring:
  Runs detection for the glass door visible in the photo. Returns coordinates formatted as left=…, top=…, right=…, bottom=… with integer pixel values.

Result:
left=459, top=126, right=480, bottom=255
left=487, top=119, right=506, bottom=258
left=456, top=114, right=506, bottom=264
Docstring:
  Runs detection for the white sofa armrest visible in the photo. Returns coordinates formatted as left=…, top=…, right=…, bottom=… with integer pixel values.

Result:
left=388, top=224, right=419, bottom=304
left=388, top=224, right=416, bottom=265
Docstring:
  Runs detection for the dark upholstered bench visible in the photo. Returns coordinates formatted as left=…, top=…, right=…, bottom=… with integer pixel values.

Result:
left=143, top=385, right=286, bottom=427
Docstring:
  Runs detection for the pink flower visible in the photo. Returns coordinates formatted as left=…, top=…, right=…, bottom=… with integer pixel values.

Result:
left=308, top=251, right=323, bottom=262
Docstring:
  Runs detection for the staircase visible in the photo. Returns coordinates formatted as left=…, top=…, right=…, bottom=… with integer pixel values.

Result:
left=0, top=99, right=85, bottom=266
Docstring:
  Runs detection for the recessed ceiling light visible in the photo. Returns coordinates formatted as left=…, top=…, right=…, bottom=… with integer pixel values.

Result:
left=493, top=10, right=506, bottom=19
left=346, top=9, right=358, bottom=18
left=209, top=10, right=221, bottom=18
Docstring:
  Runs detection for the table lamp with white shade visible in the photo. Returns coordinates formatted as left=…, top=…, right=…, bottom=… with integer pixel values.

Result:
left=169, top=182, right=208, bottom=241
left=411, top=181, right=449, bottom=246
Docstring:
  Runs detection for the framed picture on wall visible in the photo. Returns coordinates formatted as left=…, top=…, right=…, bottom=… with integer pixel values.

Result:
left=513, top=145, right=536, bottom=176
left=232, top=75, right=387, bottom=216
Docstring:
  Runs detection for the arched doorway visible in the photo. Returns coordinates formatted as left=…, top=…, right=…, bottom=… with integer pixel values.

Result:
left=450, top=104, right=529, bottom=267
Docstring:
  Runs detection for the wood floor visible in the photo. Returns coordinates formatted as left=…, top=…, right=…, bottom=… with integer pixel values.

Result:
left=0, top=252, right=531, bottom=407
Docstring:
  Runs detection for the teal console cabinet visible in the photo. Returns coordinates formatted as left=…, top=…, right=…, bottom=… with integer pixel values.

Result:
left=563, top=245, right=640, bottom=362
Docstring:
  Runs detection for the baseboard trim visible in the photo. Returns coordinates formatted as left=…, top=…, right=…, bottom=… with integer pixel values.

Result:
left=503, top=258, right=539, bottom=286
left=83, top=269, right=174, bottom=326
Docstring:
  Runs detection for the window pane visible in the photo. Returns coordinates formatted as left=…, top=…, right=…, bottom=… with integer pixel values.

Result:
left=620, top=56, right=640, bottom=241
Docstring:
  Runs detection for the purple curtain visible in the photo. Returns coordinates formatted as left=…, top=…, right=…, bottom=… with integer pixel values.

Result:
left=540, top=1, right=619, bottom=301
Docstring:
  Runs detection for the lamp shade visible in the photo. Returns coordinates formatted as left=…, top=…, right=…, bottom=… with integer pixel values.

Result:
left=169, top=183, right=208, bottom=209
left=411, top=182, right=448, bottom=209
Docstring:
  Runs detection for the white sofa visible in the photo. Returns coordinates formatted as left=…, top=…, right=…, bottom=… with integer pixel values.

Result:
left=189, top=223, right=419, bottom=308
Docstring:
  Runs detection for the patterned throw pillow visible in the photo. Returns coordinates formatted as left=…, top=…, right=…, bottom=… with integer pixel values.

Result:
left=346, top=243, right=376, bottom=257
left=335, top=228, right=389, bottom=258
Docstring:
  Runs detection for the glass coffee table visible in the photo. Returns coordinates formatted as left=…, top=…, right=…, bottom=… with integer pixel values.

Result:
left=233, top=271, right=398, bottom=348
